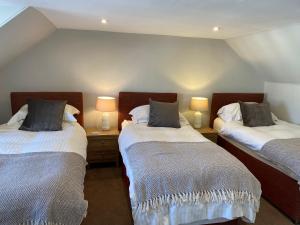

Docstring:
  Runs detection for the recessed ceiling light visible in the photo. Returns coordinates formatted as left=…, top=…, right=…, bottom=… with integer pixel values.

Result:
left=213, top=26, right=220, bottom=32
left=101, top=18, right=107, bottom=24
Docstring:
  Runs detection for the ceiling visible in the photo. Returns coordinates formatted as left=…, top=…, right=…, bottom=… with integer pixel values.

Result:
left=1, top=0, right=300, bottom=39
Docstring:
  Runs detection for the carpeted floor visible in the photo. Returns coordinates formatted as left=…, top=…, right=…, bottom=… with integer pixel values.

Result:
left=82, top=166, right=294, bottom=225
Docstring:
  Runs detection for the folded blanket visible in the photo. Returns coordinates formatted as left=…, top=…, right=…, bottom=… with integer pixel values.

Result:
left=0, top=152, right=88, bottom=225
left=125, top=142, right=261, bottom=223
left=261, top=138, right=300, bottom=182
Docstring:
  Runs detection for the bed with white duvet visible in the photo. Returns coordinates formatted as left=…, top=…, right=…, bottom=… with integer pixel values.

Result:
left=215, top=102, right=300, bottom=184
left=0, top=120, right=88, bottom=225
left=119, top=120, right=261, bottom=225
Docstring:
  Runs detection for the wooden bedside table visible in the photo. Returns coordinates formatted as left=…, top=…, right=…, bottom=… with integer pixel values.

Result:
left=195, top=127, right=218, bottom=143
left=85, top=128, right=120, bottom=167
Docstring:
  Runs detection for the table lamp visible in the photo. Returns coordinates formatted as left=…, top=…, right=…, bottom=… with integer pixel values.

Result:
left=190, top=97, right=208, bottom=128
left=96, top=96, right=116, bottom=130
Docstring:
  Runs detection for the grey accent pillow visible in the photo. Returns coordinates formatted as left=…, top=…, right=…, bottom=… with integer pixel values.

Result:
left=19, top=99, right=67, bottom=131
left=148, top=99, right=180, bottom=128
left=239, top=101, right=275, bottom=127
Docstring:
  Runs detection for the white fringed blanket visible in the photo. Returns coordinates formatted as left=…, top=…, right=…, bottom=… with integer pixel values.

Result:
left=125, top=142, right=261, bottom=224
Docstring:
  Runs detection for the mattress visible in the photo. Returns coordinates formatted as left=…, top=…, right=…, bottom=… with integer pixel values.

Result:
left=214, top=118, right=299, bottom=181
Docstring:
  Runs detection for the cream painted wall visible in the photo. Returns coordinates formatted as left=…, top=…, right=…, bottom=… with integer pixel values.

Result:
left=226, top=24, right=300, bottom=83
left=265, top=82, right=300, bottom=124
left=0, top=29, right=264, bottom=128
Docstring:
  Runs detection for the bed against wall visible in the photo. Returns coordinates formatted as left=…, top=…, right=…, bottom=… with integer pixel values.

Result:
left=0, top=92, right=88, bottom=225
left=210, top=93, right=300, bottom=224
left=118, top=91, right=262, bottom=225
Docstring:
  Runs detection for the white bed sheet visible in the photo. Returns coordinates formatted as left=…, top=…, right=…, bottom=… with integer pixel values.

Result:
left=0, top=122, right=87, bottom=159
left=215, top=118, right=300, bottom=151
left=119, top=121, right=257, bottom=225
left=120, top=120, right=209, bottom=151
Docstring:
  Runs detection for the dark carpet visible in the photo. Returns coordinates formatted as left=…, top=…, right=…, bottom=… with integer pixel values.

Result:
left=82, top=166, right=293, bottom=225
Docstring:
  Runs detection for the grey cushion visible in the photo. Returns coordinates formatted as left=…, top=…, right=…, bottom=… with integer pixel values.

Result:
left=19, top=99, right=67, bottom=131
left=148, top=99, right=180, bottom=128
left=239, top=101, right=275, bottom=127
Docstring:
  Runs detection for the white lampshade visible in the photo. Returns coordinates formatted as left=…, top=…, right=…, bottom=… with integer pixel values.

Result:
left=190, top=97, right=208, bottom=112
left=96, top=96, right=116, bottom=112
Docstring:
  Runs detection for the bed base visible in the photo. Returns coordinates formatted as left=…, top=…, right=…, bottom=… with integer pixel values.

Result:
left=218, top=135, right=300, bottom=224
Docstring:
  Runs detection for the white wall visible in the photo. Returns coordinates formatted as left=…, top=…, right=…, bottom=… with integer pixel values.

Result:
left=226, top=24, right=300, bottom=83
left=0, top=29, right=264, bottom=128
left=265, top=82, right=300, bottom=124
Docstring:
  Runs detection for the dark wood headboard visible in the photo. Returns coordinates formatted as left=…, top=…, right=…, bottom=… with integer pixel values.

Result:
left=118, top=92, right=177, bottom=130
left=11, top=92, right=84, bottom=126
left=209, top=93, right=264, bottom=128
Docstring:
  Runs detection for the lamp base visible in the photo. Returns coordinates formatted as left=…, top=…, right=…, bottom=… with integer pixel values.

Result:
left=101, top=112, right=110, bottom=130
left=193, top=111, right=202, bottom=128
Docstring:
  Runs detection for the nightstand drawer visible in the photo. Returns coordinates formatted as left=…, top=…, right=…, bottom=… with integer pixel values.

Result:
left=87, top=139, right=118, bottom=151
left=87, top=151, right=118, bottom=163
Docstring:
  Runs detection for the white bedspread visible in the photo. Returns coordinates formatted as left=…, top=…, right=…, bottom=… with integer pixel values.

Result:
left=119, top=120, right=209, bottom=151
left=0, top=122, right=87, bottom=159
left=119, top=121, right=259, bottom=225
left=217, top=118, right=300, bottom=151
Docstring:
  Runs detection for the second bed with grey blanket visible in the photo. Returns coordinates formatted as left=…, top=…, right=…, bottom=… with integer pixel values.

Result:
left=261, top=138, right=300, bottom=183
left=125, top=141, right=261, bottom=222
left=0, top=152, right=88, bottom=225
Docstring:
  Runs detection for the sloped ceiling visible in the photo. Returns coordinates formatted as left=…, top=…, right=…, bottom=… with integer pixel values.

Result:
left=0, top=4, right=299, bottom=84
left=226, top=24, right=300, bottom=83
left=0, top=7, right=56, bottom=68
left=3, top=0, right=300, bottom=39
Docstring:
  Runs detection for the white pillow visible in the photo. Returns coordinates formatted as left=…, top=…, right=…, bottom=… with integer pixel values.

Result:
left=271, top=113, right=279, bottom=122
left=64, top=104, right=80, bottom=122
left=8, top=104, right=80, bottom=125
left=179, top=114, right=190, bottom=126
left=129, top=105, right=149, bottom=124
left=7, top=104, right=28, bottom=125
left=217, top=103, right=242, bottom=122
left=129, top=104, right=190, bottom=126
left=217, top=102, right=279, bottom=122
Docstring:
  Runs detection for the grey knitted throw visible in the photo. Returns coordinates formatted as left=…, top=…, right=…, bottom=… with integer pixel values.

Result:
left=0, top=152, right=88, bottom=225
left=125, top=142, right=261, bottom=213
left=261, top=138, right=300, bottom=181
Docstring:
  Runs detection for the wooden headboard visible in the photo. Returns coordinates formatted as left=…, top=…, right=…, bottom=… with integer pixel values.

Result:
left=118, top=92, right=177, bottom=130
left=11, top=92, right=84, bottom=126
left=209, top=93, right=264, bottom=128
